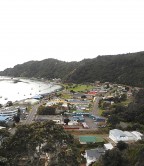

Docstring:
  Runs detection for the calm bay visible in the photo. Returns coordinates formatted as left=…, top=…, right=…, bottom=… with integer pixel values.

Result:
left=0, top=76, right=61, bottom=104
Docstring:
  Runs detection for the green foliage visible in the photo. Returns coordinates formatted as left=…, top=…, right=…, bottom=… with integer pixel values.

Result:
left=101, top=148, right=128, bottom=166
left=37, top=105, right=56, bottom=115
left=102, top=89, right=144, bottom=129
left=116, top=141, right=128, bottom=151
left=95, top=143, right=144, bottom=166
left=0, top=59, right=79, bottom=80
left=1, top=52, right=144, bottom=87
left=68, top=52, right=144, bottom=87
left=13, top=115, right=20, bottom=123
left=0, top=121, right=80, bottom=166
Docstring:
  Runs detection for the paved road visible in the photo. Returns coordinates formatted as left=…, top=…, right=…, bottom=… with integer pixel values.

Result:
left=24, top=100, right=46, bottom=124
left=9, top=101, right=43, bottom=135
left=24, top=99, right=47, bottom=124
left=24, top=104, right=39, bottom=124
left=91, top=97, right=100, bottom=116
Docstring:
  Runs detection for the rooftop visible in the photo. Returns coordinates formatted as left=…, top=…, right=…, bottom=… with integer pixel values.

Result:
left=0, top=116, right=9, bottom=121
left=79, top=136, right=104, bottom=143
left=86, top=148, right=105, bottom=158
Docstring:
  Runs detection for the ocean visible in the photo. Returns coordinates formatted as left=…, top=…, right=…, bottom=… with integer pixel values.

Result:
left=0, top=76, right=61, bottom=104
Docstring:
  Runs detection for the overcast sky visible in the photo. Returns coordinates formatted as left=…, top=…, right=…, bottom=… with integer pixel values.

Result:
left=0, top=0, right=144, bottom=71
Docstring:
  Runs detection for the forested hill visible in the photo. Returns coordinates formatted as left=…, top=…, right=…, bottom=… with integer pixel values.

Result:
left=68, top=52, right=144, bottom=87
left=0, top=59, right=79, bottom=80
left=0, top=52, right=144, bottom=87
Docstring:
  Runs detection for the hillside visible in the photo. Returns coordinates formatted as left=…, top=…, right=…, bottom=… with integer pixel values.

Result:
left=0, top=59, right=79, bottom=80
left=0, top=52, right=144, bottom=87
left=67, top=52, right=144, bottom=87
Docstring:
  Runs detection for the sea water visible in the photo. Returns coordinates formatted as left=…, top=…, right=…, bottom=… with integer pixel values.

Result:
left=0, top=77, right=61, bottom=104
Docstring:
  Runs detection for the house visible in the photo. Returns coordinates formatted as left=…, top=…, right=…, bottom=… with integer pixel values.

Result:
left=85, top=148, right=105, bottom=166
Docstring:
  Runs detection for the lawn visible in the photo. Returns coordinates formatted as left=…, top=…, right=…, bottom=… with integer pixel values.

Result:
left=64, top=84, right=94, bottom=92
left=61, top=93, right=72, bottom=99
left=98, top=108, right=105, bottom=116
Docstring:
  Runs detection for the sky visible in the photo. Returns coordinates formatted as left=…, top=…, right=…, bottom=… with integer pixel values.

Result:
left=0, top=0, right=144, bottom=71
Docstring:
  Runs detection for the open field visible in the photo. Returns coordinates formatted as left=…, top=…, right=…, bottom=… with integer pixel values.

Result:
left=63, top=84, right=94, bottom=92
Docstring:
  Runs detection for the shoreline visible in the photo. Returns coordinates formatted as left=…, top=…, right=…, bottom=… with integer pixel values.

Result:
left=0, top=76, right=62, bottom=106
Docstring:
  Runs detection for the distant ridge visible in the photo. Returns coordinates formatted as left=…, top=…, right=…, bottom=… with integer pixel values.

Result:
left=1, top=52, right=144, bottom=87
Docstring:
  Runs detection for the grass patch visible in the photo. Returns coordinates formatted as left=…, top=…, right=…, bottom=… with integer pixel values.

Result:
left=61, top=93, right=72, bottom=99
left=98, top=108, right=105, bottom=116
left=63, top=84, right=94, bottom=92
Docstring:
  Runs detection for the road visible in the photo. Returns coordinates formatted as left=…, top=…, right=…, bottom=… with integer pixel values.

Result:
left=24, top=104, right=39, bottom=124
left=24, top=99, right=46, bottom=124
left=9, top=100, right=44, bottom=135
left=91, top=97, right=100, bottom=116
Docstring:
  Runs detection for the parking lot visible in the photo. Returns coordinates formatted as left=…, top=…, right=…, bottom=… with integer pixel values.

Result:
left=84, top=116, right=98, bottom=129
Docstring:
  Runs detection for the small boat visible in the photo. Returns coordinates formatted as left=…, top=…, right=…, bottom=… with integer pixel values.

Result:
left=4, top=98, right=8, bottom=100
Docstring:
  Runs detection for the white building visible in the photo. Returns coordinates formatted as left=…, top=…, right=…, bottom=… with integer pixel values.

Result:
left=109, top=129, right=128, bottom=143
left=131, top=131, right=143, bottom=141
left=109, top=129, right=143, bottom=143
left=104, top=143, right=114, bottom=150
left=124, top=131, right=137, bottom=141
left=0, top=107, right=18, bottom=118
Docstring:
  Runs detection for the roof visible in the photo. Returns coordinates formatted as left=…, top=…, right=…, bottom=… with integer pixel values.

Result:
left=110, top=129, right=126, bottom=137
left=87, top=91, right=97, bottom=95
left=104, top=143, right=113, bottom=150
left=79, top=136, right=104, bottom=143
left=86, top=148, right=105, bottom=158
left=33, top=94, right=43, bottom=99
left=0, top=126, right=6, bottom=130
left=0, top=116, right=9, bottom=121
left=124, top=131, right=136, bottom=137
left=132, top=131, right=143, bottom=137
left=80, top=136, right=96, bottom=143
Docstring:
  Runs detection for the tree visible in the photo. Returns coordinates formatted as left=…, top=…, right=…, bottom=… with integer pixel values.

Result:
left=102, top=148, right=128, bottom=166
left=37, top=106, right=56, bottom=115
left=13, top=115, right=20, bottom=123
left=117, top=141, right=128, bottom=151
left=64, top=118, right=70, bottom=125
left=70, top=90, right=75, bottom=94
left=0, top=121, right=80, bottom=165
left=107, top=115, right=120, bottom=127
left=120, top=94, right=127, bottom=101
left=81, top=95, right=87, bottom=99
